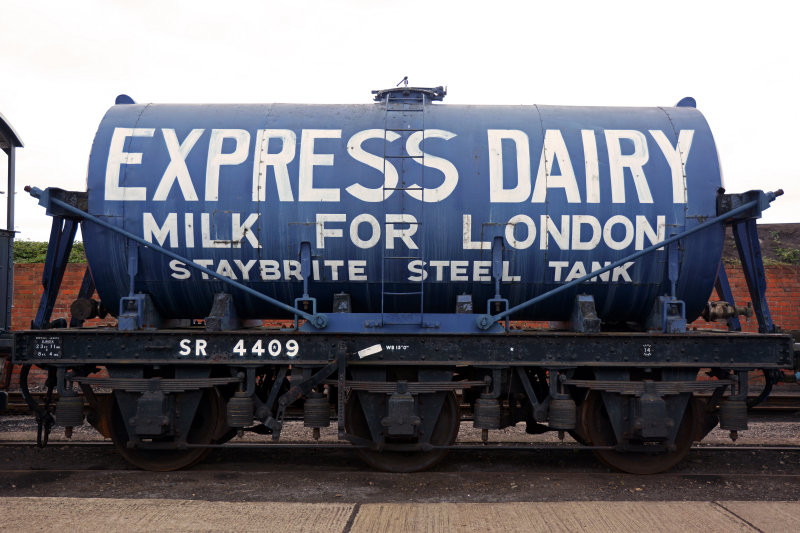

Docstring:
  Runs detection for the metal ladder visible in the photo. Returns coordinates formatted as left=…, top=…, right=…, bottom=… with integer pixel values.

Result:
left=380, top=89, right=427, bottom=325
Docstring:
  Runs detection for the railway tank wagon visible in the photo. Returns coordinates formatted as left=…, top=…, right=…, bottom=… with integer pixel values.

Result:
left=12, top=84, right=795, bottom=474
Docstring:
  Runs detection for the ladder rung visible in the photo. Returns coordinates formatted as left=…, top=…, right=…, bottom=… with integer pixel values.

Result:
left=383, top=256, right=420, bottom=260
left=383, top=186, right=424, bottom=191
left=386, top=128, right=424, bottom=132
left=383, top=155, right=424, bottom=159
left=387, top=108, right=424, bottom=112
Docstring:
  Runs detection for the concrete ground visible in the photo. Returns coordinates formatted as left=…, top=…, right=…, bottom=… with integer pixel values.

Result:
left=2, top=416, right=799, bottom=532
left=1, top=498, right=799, bottom=532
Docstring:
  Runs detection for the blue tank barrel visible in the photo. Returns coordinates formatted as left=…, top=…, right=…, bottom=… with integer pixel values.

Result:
left=82, top=90, right=725, bottom=322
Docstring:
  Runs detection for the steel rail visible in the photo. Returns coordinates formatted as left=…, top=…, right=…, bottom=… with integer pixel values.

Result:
left=1, top=440, right=798, bottom=452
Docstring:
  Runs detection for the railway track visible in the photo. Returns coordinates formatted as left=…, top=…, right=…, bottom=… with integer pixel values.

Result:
left=1, top=439, right=799, bottom=451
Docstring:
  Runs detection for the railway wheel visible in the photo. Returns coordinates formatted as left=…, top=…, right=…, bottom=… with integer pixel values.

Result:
left=109, top=388, right=225, bottom=471
left=345, top=391, right=460, bottom=473
left=582, top=391, right=697, bottom=474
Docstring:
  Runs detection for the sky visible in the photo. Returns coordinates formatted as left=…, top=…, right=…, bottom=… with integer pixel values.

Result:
left=1, top=0, right=797, bottom=241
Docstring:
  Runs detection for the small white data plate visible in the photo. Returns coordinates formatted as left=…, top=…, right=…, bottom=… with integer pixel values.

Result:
left=357, top=344, right=383, bottom=359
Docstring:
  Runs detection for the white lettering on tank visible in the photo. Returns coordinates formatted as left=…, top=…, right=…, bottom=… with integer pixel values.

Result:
left=385, top=214, right=418, bottom=250
left=316, top=213, right=346, bottom=248
left=429, top=260, right=448, bottom=280
left=613, top=262, right=634, bottom=282
left=540, top=215, right=570, bottom=251
left=581, top=130, right=600, bottom=203
left=185, top=213, right=195, bottom=248
left=549, top=261, right=570, bottom=282
left=194, top=259, right=214, bottom=279
left=234, top=259, right=257, bottom=280
left=488, top=130, right=531, bottom=203
left=345, top=129, right=399, bottom=202
left=143, top=212, right=178, bottom=247
left=404, top=129, right=459, bottom=202
left=349, top=260, right=367, bottom=281
left=502, top=261, right=521, bottom=282
left=201, top=213, right=231, bottom=248
left=473, top=261, right=491, bottom=281
left=217, top=259, right=236, bottom=279
left=153, top=129, right=203, bottom=201
left=407, top=260, right=428, bottom=282
left=260, top=260, right=281, bottom=281
left=232, top=213, right=260, bottom=248
left=170, top=260, right=191, bottom=280
left=450, top=260, right=469, bottom=281
left=571, top=215, right=601, bottom=251
left=603, top=215, right=635, bottom=250
left=283, top=260, right=302, bottom=280
left=350, top=214, right=381, bottom=249
left=550, top=260, right=634, bottom=282
left=605, top=130, right=653, bottom=203
left=650, top=129, right=693, bottom=204
left=324, top=260, right=344, bottom=281
left=252, top=129, right=296, bottom=202
left=565, top=261, right=587, bottom=281
left=505, top=214, right=536, bottom=250
left=590, top=261, right=611, bottom=282
left=299, top=129, right=341, bottom=202
left=532, top=130, right=581, bottom=203
left=205, top=129, right=250, bottom=201
left=462, top=214, right=491, bottom=250
left=635, top=215, right=666, bottom=250
left=105, top=127, right=155, bottom=201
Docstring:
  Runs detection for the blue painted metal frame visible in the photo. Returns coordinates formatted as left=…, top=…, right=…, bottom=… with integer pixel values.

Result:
left=731, top=220, right=775, bottom=333
left=27, top=187, right=781, bottom=335
left=32, top=216, right=78, bottom=329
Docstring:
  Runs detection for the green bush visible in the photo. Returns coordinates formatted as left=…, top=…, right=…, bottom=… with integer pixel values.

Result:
left=14, top=241, right=86, bottom=263
left=775, top=247, right=800, bottom=265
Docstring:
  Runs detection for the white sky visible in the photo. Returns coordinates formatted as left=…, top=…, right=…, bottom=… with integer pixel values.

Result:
left=1, top=0, right=797, bottom=241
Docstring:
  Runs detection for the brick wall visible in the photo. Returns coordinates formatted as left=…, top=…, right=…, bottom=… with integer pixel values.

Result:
left=11, top=263, right=117, bottom=331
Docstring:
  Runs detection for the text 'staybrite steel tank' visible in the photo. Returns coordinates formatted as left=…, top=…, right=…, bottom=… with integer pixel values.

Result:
left=83, top=87, right=723, bottom=321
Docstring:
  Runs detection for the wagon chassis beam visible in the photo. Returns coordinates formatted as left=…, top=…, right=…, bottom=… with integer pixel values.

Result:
left=15, top=330, right=794, bottom=369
